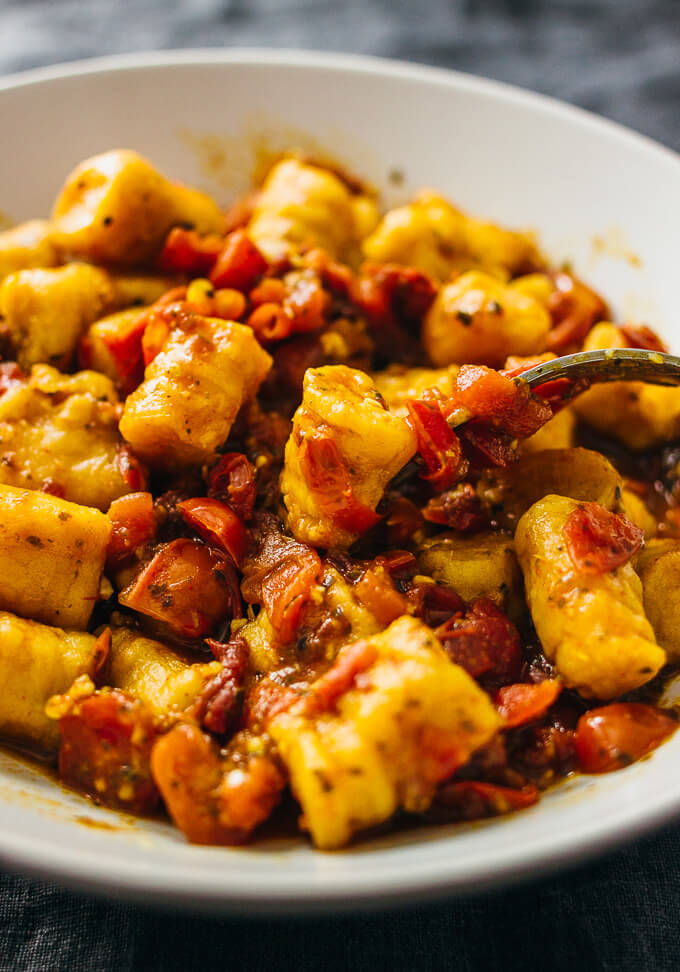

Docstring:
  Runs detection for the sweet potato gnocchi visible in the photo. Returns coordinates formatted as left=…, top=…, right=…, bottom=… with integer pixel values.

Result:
left=0, top=148, right=678, bottom=849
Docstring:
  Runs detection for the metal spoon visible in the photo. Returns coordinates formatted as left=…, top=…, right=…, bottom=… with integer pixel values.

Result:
left=516, top=348, right=680, bottom=393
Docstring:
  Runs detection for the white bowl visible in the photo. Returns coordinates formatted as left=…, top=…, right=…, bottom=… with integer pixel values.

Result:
left=1, top=49, right=680, bottom=913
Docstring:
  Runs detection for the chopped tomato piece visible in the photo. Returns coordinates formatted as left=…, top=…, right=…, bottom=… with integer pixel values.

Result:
left=620, top=322, right=668, bottom=353
left=458, top=422, right=518, bottom=468
left=435, top=780, right=539, bottom=820
left=374, top=549, right=417, bottom=578
left=140, top=315, right=171, bottom=365
left=406, top=398, right=467, bottom=491
left=151, top=724, right=284, bottom=844
left=107, top=491, right=157, bottom=566
left=209, top=230, right=267, bottom=291
left=303, top=247, right=355, bottom=299
left=411, top=582, right=465, bottom=628
left=298, top=427, right=382, bottom=534
left=384, top=495, right=424, bottom=546
left=355, top=263, right=437, bottom=331
left=157, top=227, right=224, bottom=274
left=189, top=637, right=249, bottom=735
left=115, top=444, right=147, bottom=492
left=436, top=598, right=522, bottom=685
left=563, top=502, right=643, bottom=574
left=575, top=703, right=676, bottom=773
left=263, top=554, right=322, bottom=645
left=282, top=270, right=329, bottom=334
left=302, top=640, right=378, bottom=717
left=118, top=287, right=187, bottom=370
left=447, top=365, right=552, bottom=439
left=241, top=515, right=322, bottom=645
left=423, top=482, right=489, bottom=532
left=80, top=310, right=147, bottom=393
left=119, top=538, right=241, bottom=639
left=510, top=725, right=577, bottom=780
left=207, top=452, right=257, bottom=521
left=496, top=679, right=562, bottom=729
left=354, top=565, right=409, bottom=626
left=58, top=688, right=159, bottom=814
left=546, top=272, right=609, bottom=353
left=178, top=497, right=249, bottom=566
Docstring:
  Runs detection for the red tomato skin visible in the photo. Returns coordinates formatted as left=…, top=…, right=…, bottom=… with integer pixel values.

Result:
left=436, top=597, right=522, bottom=685
left=353, top=565, right=409, bottom=626
left=207, top=452, right=257, bottom=521
left=157, top=227, right=224, bottom=274
left=575, top=703, right=677, bottom=774
left=107, top=491, right=157, bottom=566
left=119, top=538, right=241, bottom=639
left=545, top=273, right=609, bottom=353
left=298, top=428, right=381, bottom=534
left=178, top=497, right=249, bottom=566
left=209, top=230, right=267, bottom=292
left=620, top=322, right=668, bottom=353
left=563, top=502, right=643, bottom=574
left=447, top=365, right=552, bottom=439
left=58, top=689, right=159, bottom=814
left=406, top=398, right=467, bottom=491
left=495, top=679, right=562, bottom=729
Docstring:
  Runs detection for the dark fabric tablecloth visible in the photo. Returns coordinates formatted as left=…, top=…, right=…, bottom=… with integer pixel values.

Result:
left=1, top=1, right=680, bottom=968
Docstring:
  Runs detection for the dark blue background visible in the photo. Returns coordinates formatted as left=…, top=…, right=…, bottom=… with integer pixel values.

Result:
left=1, top=1, right=679, bottom=968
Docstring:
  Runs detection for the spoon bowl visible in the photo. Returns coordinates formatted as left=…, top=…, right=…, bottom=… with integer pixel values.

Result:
left=517, top=348, right=680, bottom=392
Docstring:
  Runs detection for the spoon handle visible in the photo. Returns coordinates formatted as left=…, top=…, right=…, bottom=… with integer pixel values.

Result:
left=517, top=348, right=680, bottom=390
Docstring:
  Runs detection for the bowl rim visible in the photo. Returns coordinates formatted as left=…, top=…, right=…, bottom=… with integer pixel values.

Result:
left=0, top=47, right=680, bottom=913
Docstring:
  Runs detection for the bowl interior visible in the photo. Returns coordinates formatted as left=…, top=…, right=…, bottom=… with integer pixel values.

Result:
left=1, top=50, right=680, bottom=910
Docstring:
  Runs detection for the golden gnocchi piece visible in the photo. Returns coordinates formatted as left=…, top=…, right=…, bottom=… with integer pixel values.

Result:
left=0, top=611, right=104, bottom=751
left=479, top=447, right=622, bottom=531
left=516, top=494, right=664, bottom=699
left=574, top=323, right=680, bottom=449
left=1, top=263, right=115, bottom=370
left=520, top=406, right=576, bottom=455
left=280, top=365, right=417, bottom=549
left=248, top=158, right=379, bottom=263
left=0, top=220, right=58, bottom=281
left=422, top=271, right=551, bottom=367
left=0, top=484, right=110, bottom=629
left=362, top=191, right=542, bottom=281
left=108, top=273, right=180, bottom=309
left=417, top=533, right=523, bottom=620
left=636, top=540, right=680, bottom=659
left=621, top=487, right=657, bottom=540
left=0, top=364, right=132, bottom=510
left=269, top=615, right=501, bottom=849
left=50, top=149, right=225, bottom=267
left=119, top=312, right=272, bottom=468
left=371, top=364, right=459, bottom=418
left=106, top=628, right=221, bottom=715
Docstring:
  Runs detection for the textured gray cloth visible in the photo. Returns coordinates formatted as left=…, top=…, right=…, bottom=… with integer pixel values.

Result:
left=2, top=824, right=680, bottom=971
left=1, top=0, right=680, bottom=968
